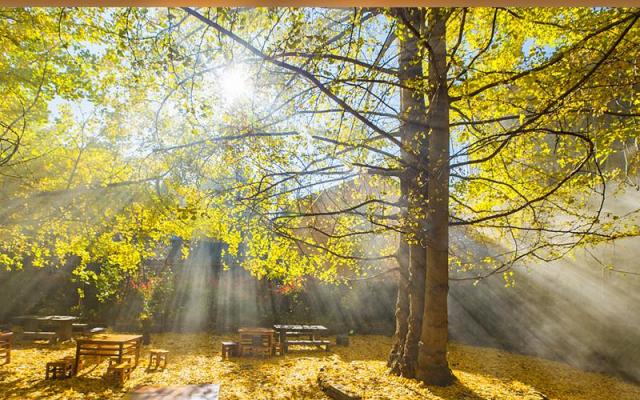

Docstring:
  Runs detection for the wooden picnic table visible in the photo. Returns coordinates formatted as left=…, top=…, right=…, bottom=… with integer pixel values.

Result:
left=13, top=315, right=79, bottom=341
left=74, top=334, right=142, bottom=375
left=273, top=324, right=329, bottom=353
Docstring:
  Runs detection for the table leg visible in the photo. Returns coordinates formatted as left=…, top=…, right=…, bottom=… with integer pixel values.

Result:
left=25, top=319, right=39, bottom=332
left=74, top=345, right=80, bottom=376
left=279, top=330, right=288, bottom=353
left=135, top=339, right=141, bottom=366
left=57, top=322, right=72, bottom=342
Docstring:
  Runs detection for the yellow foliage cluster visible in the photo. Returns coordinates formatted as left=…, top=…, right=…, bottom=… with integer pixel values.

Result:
left=1, top=334, right=638, bottom=399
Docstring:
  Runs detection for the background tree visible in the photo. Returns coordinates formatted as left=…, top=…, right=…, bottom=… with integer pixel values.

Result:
left=166, top=6, right=640, bottom=385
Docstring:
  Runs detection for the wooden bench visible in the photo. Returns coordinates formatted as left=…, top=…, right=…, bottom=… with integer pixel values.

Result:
left=239, top=344, right=271, bottom=357
left=273, top=325, right=329, bottom=354
left=0, top=332, right=12, bottom=364
left=22, top=331, right=58, bottom=344
left=221, top=341, right=239, bottom=360
left=285, top=331, right=321, bottom=341
left=46, top=357, right=74, bottom=379
left=286, top=339, right=331, bottom=351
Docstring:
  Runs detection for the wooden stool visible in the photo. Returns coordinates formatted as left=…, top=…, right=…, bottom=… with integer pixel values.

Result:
left=105, top=359, right=131, bottom=385
left=108, top=356, right=132, bottom=368
left=63, top=355, right=82, bottom=373
left=148, top=349, right=169, bottom=369
left=46, top=358, right=73, bottom=380
left=221, top=341, right=239, bottom=359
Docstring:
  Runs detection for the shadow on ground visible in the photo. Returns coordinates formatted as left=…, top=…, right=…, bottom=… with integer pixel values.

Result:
left=0, top=334, right=638, bottom=399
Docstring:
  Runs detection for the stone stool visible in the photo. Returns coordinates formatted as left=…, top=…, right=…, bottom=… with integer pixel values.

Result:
left=148, top=349, right=169, bottom=369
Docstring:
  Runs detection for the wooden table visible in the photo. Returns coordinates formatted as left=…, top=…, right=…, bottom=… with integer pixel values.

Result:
left=13, top=315, right=78, bottom=341
left=74, top=334, right=142, bottom=375
left=273, top=324, right=329, bottom=353
left=238, top=328, right=275, bottom=357
left=44, top=316, right=78, bottom=341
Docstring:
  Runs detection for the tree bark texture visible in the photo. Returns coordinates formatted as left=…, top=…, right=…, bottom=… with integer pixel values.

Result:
left=416, top=7, right=455, bottom=386
left=391, top=8, right=429, bottom=379
left=387, top=229, right=409, bottom=372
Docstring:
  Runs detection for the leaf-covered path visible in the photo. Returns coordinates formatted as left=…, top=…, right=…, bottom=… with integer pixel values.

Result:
left=0, top=334, right=638, bottom=399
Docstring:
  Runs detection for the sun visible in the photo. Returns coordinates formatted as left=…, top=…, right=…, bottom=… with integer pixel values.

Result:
left=219, top=65, right=252, bottom=104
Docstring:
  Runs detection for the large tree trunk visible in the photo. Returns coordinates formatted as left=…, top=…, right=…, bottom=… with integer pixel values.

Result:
left=393, top=8, right=429, bottom=379
left=416, top=7, right=455, bottom=386
left=399, top=242, right=425, bottom=377
left=387, top=222, right=409, bottom=372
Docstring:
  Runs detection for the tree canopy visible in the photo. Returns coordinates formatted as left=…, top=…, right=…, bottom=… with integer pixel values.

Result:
left=1, top=6, right=639, bottom=384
